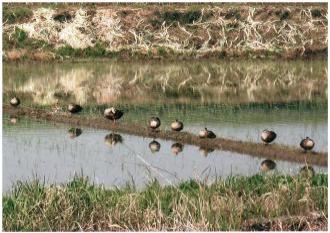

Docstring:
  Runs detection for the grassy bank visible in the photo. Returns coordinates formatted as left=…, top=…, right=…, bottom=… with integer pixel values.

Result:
left=3, top=174, right=327, bottom=231
left=3, top=3, right=327, bottom=61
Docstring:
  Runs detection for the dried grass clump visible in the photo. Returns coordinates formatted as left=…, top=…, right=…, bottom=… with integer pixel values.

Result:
left=3, top=4, right=327, bottom=58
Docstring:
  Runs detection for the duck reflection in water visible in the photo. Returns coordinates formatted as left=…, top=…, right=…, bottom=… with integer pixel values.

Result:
left=68, top=128, right=82, bottom=139
left=149, top=140, right=161, bottom=153
left=199, top=146, right=215, bottom=157
left=171, top=143, right=184, bottom=155
left=299, top=165, right=315, bottom=178
left=260, top=159, right=276, bottom=172
left=105, top=133, right=123, bottom=147
left=9, top=115, right=18, bottom=124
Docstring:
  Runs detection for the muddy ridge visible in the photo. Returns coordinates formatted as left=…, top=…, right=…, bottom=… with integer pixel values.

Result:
left=4, top=105, right=327, bottom=167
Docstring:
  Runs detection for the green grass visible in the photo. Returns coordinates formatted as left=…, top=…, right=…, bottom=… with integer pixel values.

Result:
left=3, top=6, right=33, bottom=24
left=3, top=27, right=52, bottom=51
left=3, top=173, right=328, bottom=231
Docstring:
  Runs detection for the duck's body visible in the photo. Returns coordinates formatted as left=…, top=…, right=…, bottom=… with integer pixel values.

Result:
left=149, top=117, right=161, bottom=130
left=171, top=143, right=184, bottom=155
left=149, top=140, right=161, bottom=153
left=260, top=159, right=276, bottom=172
left=10, top=97, right=20, bottom=107
left=104, top=107, right=124, bottom=122
left=105, top=133, right=123, bottom=147
left=300, top=137, right=315, bottom=151
left=68, top=103, right=83, bottom=114
left=261, top=130, right=277, bottom=144
left=199, top=128, right=216, bottom=139
left=171, top=119, right=183, bottom=132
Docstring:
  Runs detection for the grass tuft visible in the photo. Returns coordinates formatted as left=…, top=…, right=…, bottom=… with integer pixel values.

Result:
left=3, top=6, right=33, bottom=24
left=3, top=173, right=328, bottom=231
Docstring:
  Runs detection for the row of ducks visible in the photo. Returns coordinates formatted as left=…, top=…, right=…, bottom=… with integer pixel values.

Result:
left=10, top=97, right=315, bottom=151
left=68, top=128, right=316, bottom=176
left=10, top=97, right=215, bottom=138
left=261, top=129, right=315, bottom=152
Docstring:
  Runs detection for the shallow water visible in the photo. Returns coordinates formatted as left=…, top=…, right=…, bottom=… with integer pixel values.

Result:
left=3, top=60, right=328, bottom=190
left=3, top=116, right=327, bottom=192
left=3, top=60, right=328, bottom=151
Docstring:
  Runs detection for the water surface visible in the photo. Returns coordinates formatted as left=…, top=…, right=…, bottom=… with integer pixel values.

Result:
left=3, top=116, right=327, bottom=192
left=3, top=60, right=328, bottom=151
left=3, top=60, right=327, bottom=190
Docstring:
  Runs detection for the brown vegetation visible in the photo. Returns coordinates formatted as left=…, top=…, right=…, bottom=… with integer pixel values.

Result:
left=3, top=3, right=328, bottom=61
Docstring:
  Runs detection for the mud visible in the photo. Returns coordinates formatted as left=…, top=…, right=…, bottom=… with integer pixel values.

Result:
left=4, top=105, right=327, bottom=167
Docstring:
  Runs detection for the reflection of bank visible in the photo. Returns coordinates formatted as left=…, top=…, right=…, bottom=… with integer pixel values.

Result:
left=4, top=60, right=327, bottom=106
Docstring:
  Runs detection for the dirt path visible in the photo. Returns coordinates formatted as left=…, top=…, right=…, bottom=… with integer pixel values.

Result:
left=4, top=105, right=327, bottom=167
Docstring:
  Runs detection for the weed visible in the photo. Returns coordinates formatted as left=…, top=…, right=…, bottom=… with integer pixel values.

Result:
left=3, top=6, right=33, bottom=24
left=2, top=174, right=327, bottom=231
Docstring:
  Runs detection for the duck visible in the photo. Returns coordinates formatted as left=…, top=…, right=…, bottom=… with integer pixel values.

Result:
left=171, top=142, right=184, bottom=155
left=171, top=119, right=184, bottom=132
left=68, top=128, right=82, bottom=139
left=299, top=165, right=315, bottom=178
left=67, top=103, right=83, bottom=114
left=261, top=130, right=277, bottom=144
left=149, top=140, right=161, bottom=153
left=104, top=133, right=123, bottom=147
left=104, top=107, right=124, bottom=123
left=199, top=128, right=216, bottom=139
left=300, top=137, right=315, bottom=151
left=260, top=159, right=276, bottom=172
left=10, top=97, right=20, bottom=107
left=149, top=117, right=161, bottom=130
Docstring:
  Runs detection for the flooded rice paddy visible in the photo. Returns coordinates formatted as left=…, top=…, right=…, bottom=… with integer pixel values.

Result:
left=3, top=115, right=327, bottom=192
left=3, top=59, right=328, bottom=191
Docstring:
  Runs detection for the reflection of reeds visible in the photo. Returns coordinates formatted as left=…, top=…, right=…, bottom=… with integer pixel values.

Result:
left=3, top=60, right=327, bottom=105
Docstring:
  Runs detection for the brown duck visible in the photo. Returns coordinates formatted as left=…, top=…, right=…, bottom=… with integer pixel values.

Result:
left=171, top=119, right=184, bottom=132
left=104, top=107, right=124, bottom=123
left=10, top=97, right=20, bottom=107
left=261, top=130, right=277, bottom=144
left=68, top=103, right=83, bottom=114
left=199, top=128, right=216, bottom=139
left=149, top=117, right=161, bottom=130
left=300, top=137, right=315, bottom=151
